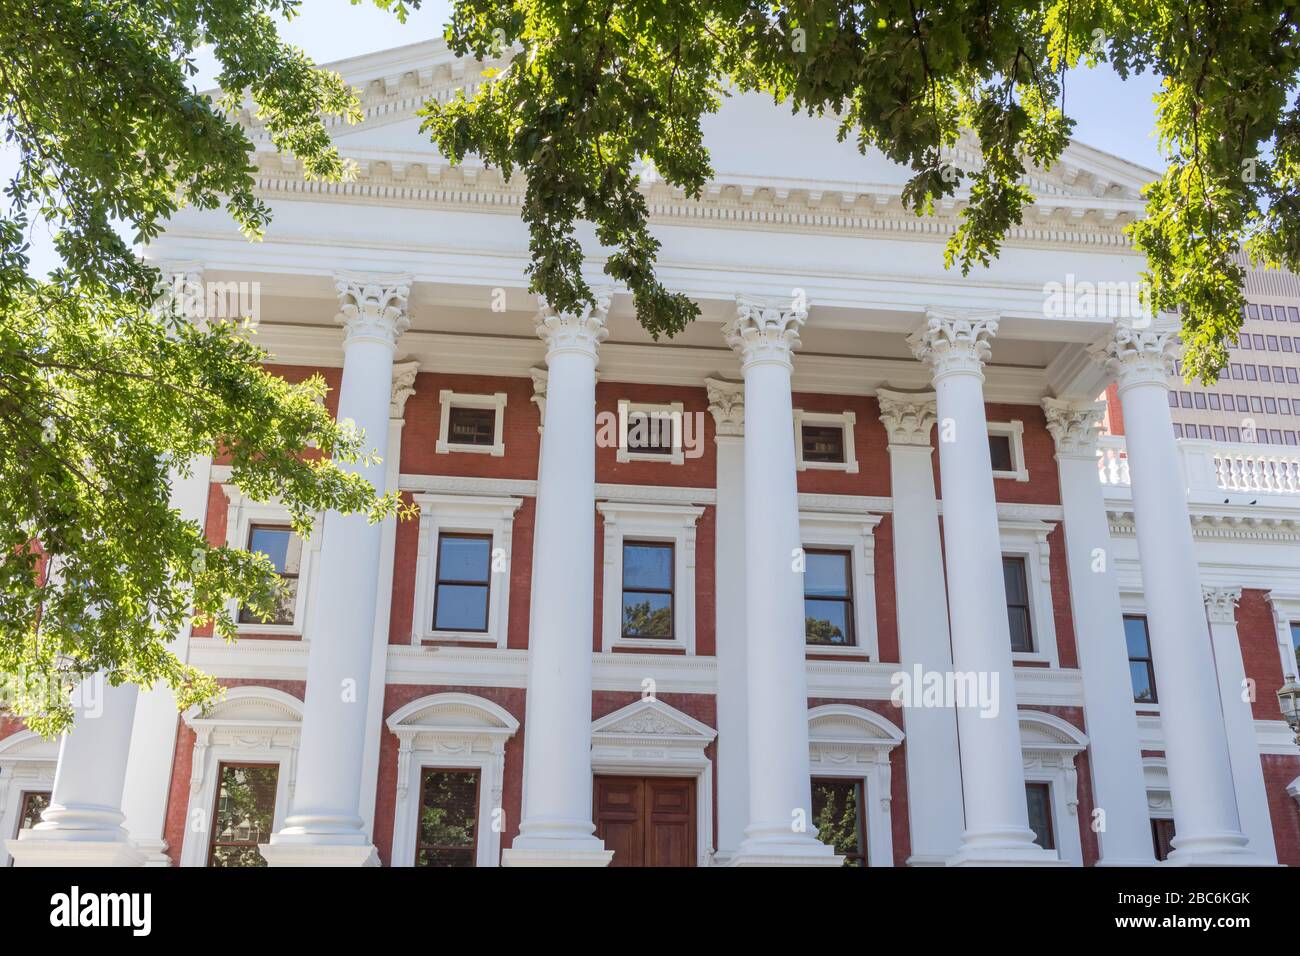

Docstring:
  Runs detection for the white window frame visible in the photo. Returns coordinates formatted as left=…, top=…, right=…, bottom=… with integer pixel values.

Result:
left=794, top=409, right=859, bottom=473
left=1120, top=592, right=1161, bottom=716
left=1266, top=591, right=1300, bottom=681
left=616, top=399, right=686, bottom=465
left=0, top=731, right=58, bottom=868
left=988, top=420, right=1029, bottom=481
left=222, top=485, right=319, bottom=637
left=411, top=493, right=522, bottom=648
left=799, top=512, right=883, bottom=659
left=436, top=390, right=507, bottom=457
left=1000, top=518, right=1059, bottom=667
left=386, top=693, right=519, bottom=868
left=598, top=501, right=704, bottom=654
left=1019, top=710, right=1088, bottom=866
left=177, top=686, right=302, bottom=867
left=806, top=704, right=903, bottom=867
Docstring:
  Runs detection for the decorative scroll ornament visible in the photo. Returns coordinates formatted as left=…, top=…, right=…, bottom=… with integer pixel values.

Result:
left=1041, top=397, right=1106, bottom=457
left=725, top=293, right=807, bottom=369
left=705, top=377, right=745, bottom=436
left=1088, top=323, right=1181, bottom=389
left=876, top=388, right=937, bottom=446
left=1202, top=586, right=1242, bottom=625
left=335, top=272, right=412, bottom=347
left=529, top=366, right=548, bottom=431
left=906, top=309, right=999, bottom=379
left=390, top=360, right=420, bottom=419
left=534, top=288, right=612, bottom=358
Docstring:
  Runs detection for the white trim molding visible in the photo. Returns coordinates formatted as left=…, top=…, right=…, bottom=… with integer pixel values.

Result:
left=616, top=399, right=687, bottom=465
left=410, top=493, right=523, bottom=647
left=806, top=704, right=904, bottom=867
left=1019, top=710, right=1089, bottom=866
left=988, top=419, right=1030, bottom=482
left=436, top=390, right=508, bottom=457
left=385, top=692, right=520, bottom=868
left=800, top=511, right=885, bottom=659
left=1001, top=517, right=1061, bottom=667
left=0, top=731, right=58, bottom=868
left=794, top=408, right=859, bottom=474
left=178, top=686, right=303, bottom=867
left=589, top=697, right=717, bottom=868
left=221, top=484, right=320, bottom=638
left=1143, top=756, right=1174, bottom=821
left=597, top=501, right=705, bottom=654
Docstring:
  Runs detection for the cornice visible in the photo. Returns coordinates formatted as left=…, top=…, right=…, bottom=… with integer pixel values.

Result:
left=1105, top=507, right=1300, bottom=543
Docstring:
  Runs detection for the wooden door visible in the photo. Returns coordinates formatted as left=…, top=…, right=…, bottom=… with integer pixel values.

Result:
left=593, top=776, right=695, bottom=867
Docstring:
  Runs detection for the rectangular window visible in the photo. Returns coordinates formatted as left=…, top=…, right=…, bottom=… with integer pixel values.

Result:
left=415, top=769, right=479, bottom=867
left=1271, top=429, right=1284, bottom=445
left=1254, top=333, right=1266, bottom=349
left=1224, top=395, right=1236, bottom=411
left=1003, top=556, right=1033, bottom=653
left=801, top=424, right=846, bottom=465
left=1213, top=426, right=1227, bottom=442
left=1199, top=425, right=1213, bottom=440
left=238, top=525, right=302, bottom=625
left=1178, top=391, right=1192, bottom=408
left=1229, top=364, right=1243, bottom=380
left=988, top=433, right=1015, bottom=472
left=1289, top=369, right=1300, bottom=384
left=811, top=777, right=867, bottom=866
left=1025, top=783, right=1055, bottom=850
left=1208, top=394, right=1221, bottom=410
left=621, top=541, right=674, bottom=639
left=1125, top=615, right=1158, bottom=703
left=1151, top=818, right=1176, bottom=862
left=11, top=790, right=50, bottom=865
left=1290, top=307, right=1300, bottom=322
left=625, top=409, right=677, bottom=455
left=433, top=533, right=492, bottom=632
left=1240, top=335, right=1253, bottom=350
left=1229, top=426, right=1241, bottom=442
left=804, top=549, right=855, bottom=646
left=208, top=763, right=278, bottom=867
left=1266, top=397, right=1278, bottom=414
left=1248, top=303, right=1260, bottom=319
left=1171, top=423, right=1183, bottom=438
left=1251, top=395, right=1264, bottom=412
left=1260, top=366, right=1272, bottom=382
left=1167, top=390, right=1178, bottom=408
left=446, top=405, right=497, bottom=447
left=1246, top=365, right=1258, bottom=381
left=1268, top=335, right=1280, bottom=350
left=1263, top=305, right=1275, bottom=321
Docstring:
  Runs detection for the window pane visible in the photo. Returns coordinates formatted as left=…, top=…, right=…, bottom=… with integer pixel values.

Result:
left=623, top=543, right=672, bottom=590
left=1130, top=663, right=1156, bottom=703
left=248, top=527, right=301, bottom=574
left=437, top=535, right=491, bottom=584
left=1002, top=557, right=1029, bottom=603
left=1151, top=818, right=1176, bottom=862
left=17, top=791, right=50, bottom=833
left=1123, top=616, right=1151, bottom=658
left=434, top=584, right=489, bottom=631
left=805, top=599, right=852, bottom=645
left=416, top=770, right=478, bottom=868
left=626, top=411, right=675, bottom=453
left=802, top=424, right=845, bottom=463
left=1025, top=783, right=1054, bottom=850
left=622, top=592, right=673, bottom=638
left=811, top=778, right=866, bottom=866
left=1290, top=623, right=1300, bottom=675
left=804, top=551, right=850, bottom=598
left=447, top=406, right=496, bottom=446
left=209, top=764, right=278, bottom=868
left=988, top=434, right=1014, bottom=472
left=1007, top=606, right=1033, bottom=653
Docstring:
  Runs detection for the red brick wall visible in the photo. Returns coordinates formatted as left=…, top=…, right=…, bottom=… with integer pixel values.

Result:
left=1035, top=705, right=1100, bottom=866
left=1048, top=524, right=1080, bottom=669
left=873, top=514, right=900, bottom=664
left=1103, top=383, right=1125, bottom=436
left=400, top=371, right=540, bottom=479
left=595, top=383, right=714, bottom=487
left=792, top=393, right=891, bottom=497
left=1262, top=754, right=1300, bottom=866
left=1238, top=588, right=1287, bottom=720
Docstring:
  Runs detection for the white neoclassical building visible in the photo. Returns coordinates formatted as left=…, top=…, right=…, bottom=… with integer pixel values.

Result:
left=5, top=39, right=1300, bottom=868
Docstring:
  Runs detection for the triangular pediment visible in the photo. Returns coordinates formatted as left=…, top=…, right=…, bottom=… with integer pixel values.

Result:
left=591, top=698, right=717, bottom=741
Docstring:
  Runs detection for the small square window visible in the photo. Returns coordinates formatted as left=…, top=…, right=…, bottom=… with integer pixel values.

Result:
left=433, top=533, right=492, bottom=632
left=1124, top=615, right=1157, bottom=704
left=621, top=542, right=674, bottom=639
left=436, top=391, right=507, bottom=456
left=989, top=434, right=1014, bottom=471
left=447, top=406, right=497, bottom=447
left=802, top=424, right=846, bottom=464
left=804, top=549, right=854, bottom=647
left=239, top=526, right=301, bottom=625
left=617, top=400, right=686, bottom=465
left=793, top=410, right=858, bottom=473
left=1025, top=783, right=1055, bottom=850
left=1004, top=556, right=1033, bottom=653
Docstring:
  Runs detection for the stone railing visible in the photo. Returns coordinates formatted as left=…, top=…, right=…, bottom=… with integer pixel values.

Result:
left=1098, top=436, right=1300, bottom=497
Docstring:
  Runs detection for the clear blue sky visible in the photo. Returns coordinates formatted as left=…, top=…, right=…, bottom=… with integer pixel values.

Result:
left=8, top=0, right=1167, bottom=274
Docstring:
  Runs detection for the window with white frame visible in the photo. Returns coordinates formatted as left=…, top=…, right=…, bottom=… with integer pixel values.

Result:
left=998, top=518, right=1059, bottom=666
left=617, top=399, right=685, bottom=465
left=0, top=730, right=58, bottom=868
left=436, top=391, right=507, bottom=457
left=598, top=501, right=703, bottom=653
left=794, top=409, right=859, bottom=473
left=411, top=494, right=522, bottom=648
left=222, top=485, right=318, bottom=636
left=800, top=511, right=883, bottom=659
left=987, top=420, right=1029, bottom=481
left=1019, top=711, right=1088, bottom=865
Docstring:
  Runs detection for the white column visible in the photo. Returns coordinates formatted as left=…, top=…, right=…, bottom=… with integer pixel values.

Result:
left=1203, top=587, right=1277, bottom=862
left=1089, top=324, right=1255, bottom=864
left=1041, top=398, right=1154, bottom=865
left=876, top=388, right=964, bottom=865
left=262, top=273, right=410, bottom=867
left=725, top=295, right=838, bottom=866
left=502, top=292, right=613, bottom=867
left=7, top=677, right=145, bottom=866
left=707, top=377, right=749, bottom=862
left=908, top=310, right=1060, bottom=866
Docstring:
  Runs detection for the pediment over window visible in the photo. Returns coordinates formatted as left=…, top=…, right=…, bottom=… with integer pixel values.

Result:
left=386, top=692, right=520, bottom=737
left=0, top=730, right=58, bottom=764
left=1018, top=711, right=1089, bottom=755
left=184, top=686, right=303, bottom=728
left=807, top=704, right=904, bottom=747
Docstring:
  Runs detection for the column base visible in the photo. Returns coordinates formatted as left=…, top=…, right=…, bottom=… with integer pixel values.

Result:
left=725, top=828, right=842, bottom=867
left=1165, top=832, right=1264, bottom=866
left=132, top=839, right=174, bottom=867
left=258, top=842, right=379, bottom=867
left=6, top=835, right=146, bottom=867
left=501, top=846, right=614, bottom=867
left=1095, top=857, right=1161, bottom=867
left=502, top=819, right=613, bottom=867
left=948, top=826, right=1068, bottom=867
left=905, top=853, right=953, bottom=867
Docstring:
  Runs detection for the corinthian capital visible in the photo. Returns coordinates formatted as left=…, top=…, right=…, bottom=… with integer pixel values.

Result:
left=1203, top=586, right=1242, bottom=625
left=534, top=288, right=612, bottom=359
left=1041, top=397, right=1106, bottom=458
left=705, top=377, right=745, bottom=437
left=1088, top=323, right=1181, bottom=390
left=335, top=272, right=412, bottom=348
left=907, top=308, right=999, bottom=380
left=725, top=293, right=807, bottom=370
left=876, top=388, right=937, bottom=447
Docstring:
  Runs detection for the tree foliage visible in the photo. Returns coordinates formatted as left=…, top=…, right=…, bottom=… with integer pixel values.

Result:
left=422, top=0, right=1300, bottom=382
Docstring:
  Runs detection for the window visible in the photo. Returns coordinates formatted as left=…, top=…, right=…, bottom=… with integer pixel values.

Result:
left=987, top=421, right=1028, bottom=480
left=1193, top=392, right=1207, bottom=409
left=10, top=790, right=50, bottom=865
left=621, top=542, right=674, bottom=639
left=1209, top=394, right=1221, bottom=410
left=1151, top=818, right=1176, bottom=862
left=617, top=400, right=686, bottom=464
left=803, top=424, right=845, bottom=464
left=414, top=769, right=479, bottom=867
left=238, top=526, right=302, bottom=625
left=436, top=391, right=507, bottom=456
left=1004, top=556, right=1033, bottom=653
left=811, top=777, right=867, bottom=866
left=804, top=550, right=854, bottom=646
left=1290, top=623, right=1300, bottom=676
left=1125, top=615, right=1158, bottom=704
left=793, top=410, right=859, bottom=473
left=989, top=433, right=1014, bottom=470
left=1025, top=783, right=1055, bottom=850
left=208, top=763, right=278, bottom=867
left=1224, top=395, right=1236, bottom=411
left=433, top=533, right=492, bottom=632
